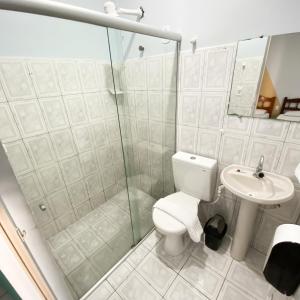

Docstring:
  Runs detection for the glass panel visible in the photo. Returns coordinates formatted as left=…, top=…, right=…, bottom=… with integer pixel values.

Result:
left=0, top=11, right=133, bottom=298
left=108, top=29, right=178, bottom=243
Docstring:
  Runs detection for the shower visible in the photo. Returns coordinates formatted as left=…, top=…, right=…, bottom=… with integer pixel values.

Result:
left=0, top=0, right=180, bottom=299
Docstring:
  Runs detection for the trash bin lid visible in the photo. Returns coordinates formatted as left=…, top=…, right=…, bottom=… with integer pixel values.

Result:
left=204, top=214, right=227, bottom=237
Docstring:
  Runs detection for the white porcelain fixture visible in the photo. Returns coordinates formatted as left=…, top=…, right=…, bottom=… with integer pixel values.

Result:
left=221, top=164, right=295, bottom=261
left=152, top=151, right=217, bottom=256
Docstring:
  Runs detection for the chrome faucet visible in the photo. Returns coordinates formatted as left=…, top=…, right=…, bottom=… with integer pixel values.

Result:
left=253, top=155, right=265, bottom=179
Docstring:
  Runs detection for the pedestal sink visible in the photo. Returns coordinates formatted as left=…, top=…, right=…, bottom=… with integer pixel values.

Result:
left=220, top=164, right=295, bottom=261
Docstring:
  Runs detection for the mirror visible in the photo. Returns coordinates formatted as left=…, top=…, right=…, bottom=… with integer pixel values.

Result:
left=228, top=32, right=300, bottom=122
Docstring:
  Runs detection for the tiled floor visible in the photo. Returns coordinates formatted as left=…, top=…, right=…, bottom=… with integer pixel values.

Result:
left=85, top=230, right=297, bottom=300
left=46, top=188, right=156, bottom=298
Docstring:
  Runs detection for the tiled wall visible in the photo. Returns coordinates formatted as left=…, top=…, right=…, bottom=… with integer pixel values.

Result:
left=116, top=52, right=177, bottom=202
left=177, top=43, right=300, bottom=254
left=0, top=58, right=126, bottom=238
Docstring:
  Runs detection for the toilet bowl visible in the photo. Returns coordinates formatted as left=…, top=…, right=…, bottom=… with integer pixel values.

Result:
left=153, top=194, right=196, bottom=256
left=152, top=151, right=217, bottom=256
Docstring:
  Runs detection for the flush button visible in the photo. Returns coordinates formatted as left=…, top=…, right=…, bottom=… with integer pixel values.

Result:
left=190, top=156, right=196, bottom=160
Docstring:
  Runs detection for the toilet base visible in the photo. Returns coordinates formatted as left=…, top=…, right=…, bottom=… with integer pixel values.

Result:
left=164, top=233, right=188, bottom=256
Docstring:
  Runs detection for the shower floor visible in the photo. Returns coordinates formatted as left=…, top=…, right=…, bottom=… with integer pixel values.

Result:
left=46, top=187, right=156, bottom=298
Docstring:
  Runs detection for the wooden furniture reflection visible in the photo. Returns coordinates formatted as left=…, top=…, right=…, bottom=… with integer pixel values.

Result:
left=256, top=95, right=276, bottom=117
left=280, top=97, right=300, bottom=114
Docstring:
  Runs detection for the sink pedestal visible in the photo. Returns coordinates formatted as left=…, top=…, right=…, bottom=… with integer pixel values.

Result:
left=231, top=200, right=259, bottom=261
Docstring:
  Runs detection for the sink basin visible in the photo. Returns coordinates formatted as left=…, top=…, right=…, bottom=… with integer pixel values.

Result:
left=221, top=164, right=295, bottom=205
left=220, top=164, right=295, bottom=261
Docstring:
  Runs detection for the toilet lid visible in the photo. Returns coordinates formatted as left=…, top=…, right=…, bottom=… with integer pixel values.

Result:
left=152, top=208, right=186, bottom=234
left=152, top=192, right=200, bottom=234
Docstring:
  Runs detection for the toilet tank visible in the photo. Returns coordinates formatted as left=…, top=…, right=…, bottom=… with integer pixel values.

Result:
left=172, top=151, right=217, bottom=201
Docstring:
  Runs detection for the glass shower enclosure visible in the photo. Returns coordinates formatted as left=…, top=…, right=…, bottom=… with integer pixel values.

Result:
left=0, top=5, right=178, bottom=299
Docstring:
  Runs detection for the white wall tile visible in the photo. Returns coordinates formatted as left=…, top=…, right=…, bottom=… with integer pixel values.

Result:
left=47, top=189, right=72, bottom=218
left=24, top=134, right=57, bottom=168
left=0, top=60, right=35, bottom=100
left=5, top=140, right=33, bottom=175
left=67, top=180, right=89, bottom=207
left=84, top=92, right=104, bottom=122
left=179, top=92, right=200, bottom=127
left=222, top=115, right=253, bottom=135
left=177, top=126, right=198, bottom=154
left=77, top=60, right=99, bottom=93
left=276, top=143, right=300, bottom=185
left=64, top=94, right=88, bottom=126
left=17, top=172, right=44, bottom=203
left=39, top=96, right=69, bottom=131
left=60, top=156, right=83, bottom=185
left=79, top=150, right=98, bottom=176
left=219, top=133, right=249, bottom=165
left=132, top=58, right=147, bottom=91
left=202, top=45, right=235, bottom=91
left=28, top=60, right=60, bottom=97
left=180, top=50, right=204, bottom=91
left=148, top=92, right=163, bottom=121
left=245, top=137, right=283, bottom=172
left=286, top=123, right=300, bottom=144
left=72, top=125, right=93, bottom=153
left=97, top=62, right=113, bottom=91
left=55, top=60, right=81, bottom=95
left=265, top=189, right=300, bottom=223
left=91, top=121, right=108, bottom=147
left=10, top=100, right=47, bottom=137
left=197, top=128, right=221, bottom=159
left=147, top=56, right=163, bottom=90
left=0, top=103, right=21, bottom=142
left=102, top=91, right=117, bottom=118
left=38, top=163, right=65, bottom=195
left=50, top=129, right=77, bottom=160
left=251, top=118, right=289, bottom=141
left=163, top=53, right=177, bottom=91
left=198, top=92, right=227, bottom=129
left=0, top=82, right=6, bottom=102
left=85, top=173, right=102, bottom=197
left=163, top=92, right=176, bottom=124
left=253, top=213, right=286, bottom=254
left=135, top=91, right=148, bottom=119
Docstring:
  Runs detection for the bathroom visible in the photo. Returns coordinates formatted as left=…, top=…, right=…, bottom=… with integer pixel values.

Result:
left=0, top=0, right=299, bottom=299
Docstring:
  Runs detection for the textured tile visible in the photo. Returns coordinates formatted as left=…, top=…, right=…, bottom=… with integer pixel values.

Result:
left=47, top=230, right=71, bottom=250
left=165, top=276, right=208, bottom=300
left=24, top=134, right=56, bottom=168
left=54, top=241, right=85, bottom=274
left=137, top=252, right=177, bottom=295
left=227, top=261, right=270, bottom=299
left=142, top=230, right=162, bottom=250
left=108, top=261, right=133, bottom=289
left=127, top=244, right=150, bottom=268
left=180, top=257, right=224, bottom=300
left=86, top=281, right=114, bottom=300
left=68, top=260, right=99, bottom=297
left=29, top=60, right=60, bottom=97
left=74, top=229, right=105, bottom=256
left=39, top=96, right=69, bottom=131
left=192, top=242, right=232, bottom=276
left=5, top=140, right=33, bottom=175
left=0, top=59, right=35, bottom=100
left=0, top=103, right=20, bottom=142
left=47, top=189, right=72, bottom=218
left=117, top=271, right=161, bottom=300
left=217, top=281, right=253, bottom=300
left=152, top=237, right=194, bottom=272
left=10, top=100, right=46, bottom=137
left=64, top=94, right=88, bottom=125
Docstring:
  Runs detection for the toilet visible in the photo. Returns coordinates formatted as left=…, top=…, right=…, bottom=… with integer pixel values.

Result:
left=152, top=151, right=217, bottom=256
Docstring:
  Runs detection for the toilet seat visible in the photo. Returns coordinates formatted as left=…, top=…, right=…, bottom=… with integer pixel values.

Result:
left=152, top=192, right=200, bottom=235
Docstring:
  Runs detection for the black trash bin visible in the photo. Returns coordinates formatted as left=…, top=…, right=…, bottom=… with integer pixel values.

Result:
left=204, top=214, right=227, bottom=250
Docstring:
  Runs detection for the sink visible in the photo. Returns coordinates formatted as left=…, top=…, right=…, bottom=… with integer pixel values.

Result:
left=221, top=164, right=294, bottom=205
left=220, top=164, right=295, bottom=261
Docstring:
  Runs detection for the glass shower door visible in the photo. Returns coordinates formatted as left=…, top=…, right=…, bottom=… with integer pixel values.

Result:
left=0, top=11, right=134, bottom=299
left=108, top=28, right=178, bottom=243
